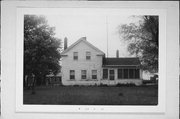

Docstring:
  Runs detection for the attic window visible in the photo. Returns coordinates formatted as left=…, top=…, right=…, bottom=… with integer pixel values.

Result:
left=73, top=52, right=78, bottom=60
left=86, top=51, right=91, bottom=60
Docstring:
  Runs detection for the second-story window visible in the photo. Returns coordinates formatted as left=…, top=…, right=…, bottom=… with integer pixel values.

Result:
left=73, top=52, right=78, bottom=60
left=86, top=51, right=91, bottom=60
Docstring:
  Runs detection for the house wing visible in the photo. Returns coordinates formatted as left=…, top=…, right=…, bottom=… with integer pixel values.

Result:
left=61, top=37, right=105, bottom=56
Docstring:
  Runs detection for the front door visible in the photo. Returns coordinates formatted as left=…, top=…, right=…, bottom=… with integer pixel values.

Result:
left=109, top=70, right=115, bottom=80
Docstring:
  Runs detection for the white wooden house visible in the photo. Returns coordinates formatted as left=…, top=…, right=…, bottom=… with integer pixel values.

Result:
left=61, top=37, right=142, bottom=86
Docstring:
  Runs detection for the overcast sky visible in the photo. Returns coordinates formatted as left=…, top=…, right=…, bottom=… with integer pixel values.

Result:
left=46, top=15, right=141, bottom=57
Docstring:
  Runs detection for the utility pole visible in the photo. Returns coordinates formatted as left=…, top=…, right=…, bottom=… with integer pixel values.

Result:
left=106, top=16, right=109, bottom=57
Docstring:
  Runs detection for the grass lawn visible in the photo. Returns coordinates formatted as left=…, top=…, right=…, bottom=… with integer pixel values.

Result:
left=24, top=85, right=158, bottom=105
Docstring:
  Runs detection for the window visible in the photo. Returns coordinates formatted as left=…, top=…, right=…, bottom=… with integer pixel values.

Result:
left=109, top=70, right=115, bottom=80
left=103, top=69, right=108, bottom=79
left=129, top=69, right=134, bottom=79
left=86, top=52, right=91, bottom=60
left=118, top=69, right=123, bottom=79
left=70, top=70, right=75, bottom=80
left=81, top=70, right=86, bottom=79
left=92, top=70, right=97, bottom=79
left=135, top=69, right=140, bottom=79
left=124, top=69, right=128, bottom=79
left=118, top=69, right=140, bottom=79
left=73, top=52, right=78, bottom=60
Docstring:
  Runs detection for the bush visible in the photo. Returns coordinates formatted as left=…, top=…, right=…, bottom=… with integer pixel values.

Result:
left=118, top=92, right=124, bottom=96
left=99, top=84, right=108, bottom=87
left=116, top=83, right=136, bottom=87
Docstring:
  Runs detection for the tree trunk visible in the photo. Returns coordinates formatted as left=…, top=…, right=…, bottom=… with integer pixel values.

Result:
left=31, top=75, right=36, bottom=95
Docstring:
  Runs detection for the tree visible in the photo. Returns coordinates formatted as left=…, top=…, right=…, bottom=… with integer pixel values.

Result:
left=24, top=15, right=61, bottom=87
left=119, top=16, right=158, bottom=73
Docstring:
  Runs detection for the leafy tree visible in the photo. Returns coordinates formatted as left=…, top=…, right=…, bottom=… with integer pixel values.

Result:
left=24, top=15, right=61, bottom=87
left=119, top=16, right=158, bottom=73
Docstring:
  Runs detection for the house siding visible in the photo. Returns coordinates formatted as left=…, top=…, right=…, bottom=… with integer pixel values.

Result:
left=61, top=41, right=103, bottom=85
left=61, top=38, right=142, bottom=86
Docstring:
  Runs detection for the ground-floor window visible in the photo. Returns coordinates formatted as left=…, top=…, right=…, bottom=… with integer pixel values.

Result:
left=109, top=70, right=115, bottom=80
left=118, top=68, right=140, bottom=79
left=70, top=70, right=75, bottom=80
left=103, top=69, right=108, bottom=79
left=124, top=69, right=129, bottom=79
left=118, top=69, right=123, bottom=79
left=129, top=69, right=134, bottom=79
left=135, top=69, right=140, bottom=78
left=92, top=70, right=97, bottom=79
left=81, top=70, right=87, bottom=79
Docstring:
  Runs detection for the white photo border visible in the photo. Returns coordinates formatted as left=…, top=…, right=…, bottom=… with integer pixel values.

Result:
left=16, top=7, right=166, bottom=113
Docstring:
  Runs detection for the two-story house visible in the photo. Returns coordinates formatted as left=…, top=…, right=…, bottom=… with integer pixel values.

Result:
left=61, top=37, right=142, bottom=86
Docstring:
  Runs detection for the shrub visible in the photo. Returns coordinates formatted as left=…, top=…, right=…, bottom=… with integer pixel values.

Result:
left=116, top=83, right=136, bottom=87
left=118, top=92, right=124, bottom=96
left=99, top=84, right=108, bottom=87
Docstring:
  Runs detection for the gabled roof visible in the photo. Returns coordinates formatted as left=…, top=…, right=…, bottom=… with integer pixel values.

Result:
left=103, top=57, right=141, bottom=66
left=61, top=37, right=105, bottom=55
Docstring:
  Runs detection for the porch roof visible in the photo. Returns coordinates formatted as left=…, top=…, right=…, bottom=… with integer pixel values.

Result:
left=103, top=57, right=141, bottom=66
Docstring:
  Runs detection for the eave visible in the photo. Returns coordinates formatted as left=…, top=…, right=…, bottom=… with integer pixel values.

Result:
left=102, top=65, right=140, bottom=68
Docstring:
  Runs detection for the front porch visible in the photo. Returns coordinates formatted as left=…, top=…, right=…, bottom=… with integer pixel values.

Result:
left=101, top=67, right=143, bottom=86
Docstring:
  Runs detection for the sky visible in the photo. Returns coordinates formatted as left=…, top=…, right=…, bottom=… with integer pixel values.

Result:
left=46, top=14, right=141, bottom=57
left=45, top=14, right=153, bottom=79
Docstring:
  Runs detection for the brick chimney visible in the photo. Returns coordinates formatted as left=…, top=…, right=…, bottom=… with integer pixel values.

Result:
left=79, top=37, right=86, bottom=41
left=64, top=37, right=68, bottom=50
left=116, top=50, right=119, bottom=58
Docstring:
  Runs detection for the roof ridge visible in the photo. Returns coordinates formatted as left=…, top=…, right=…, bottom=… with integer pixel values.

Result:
left=61, top=37, right=105, bottom=55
